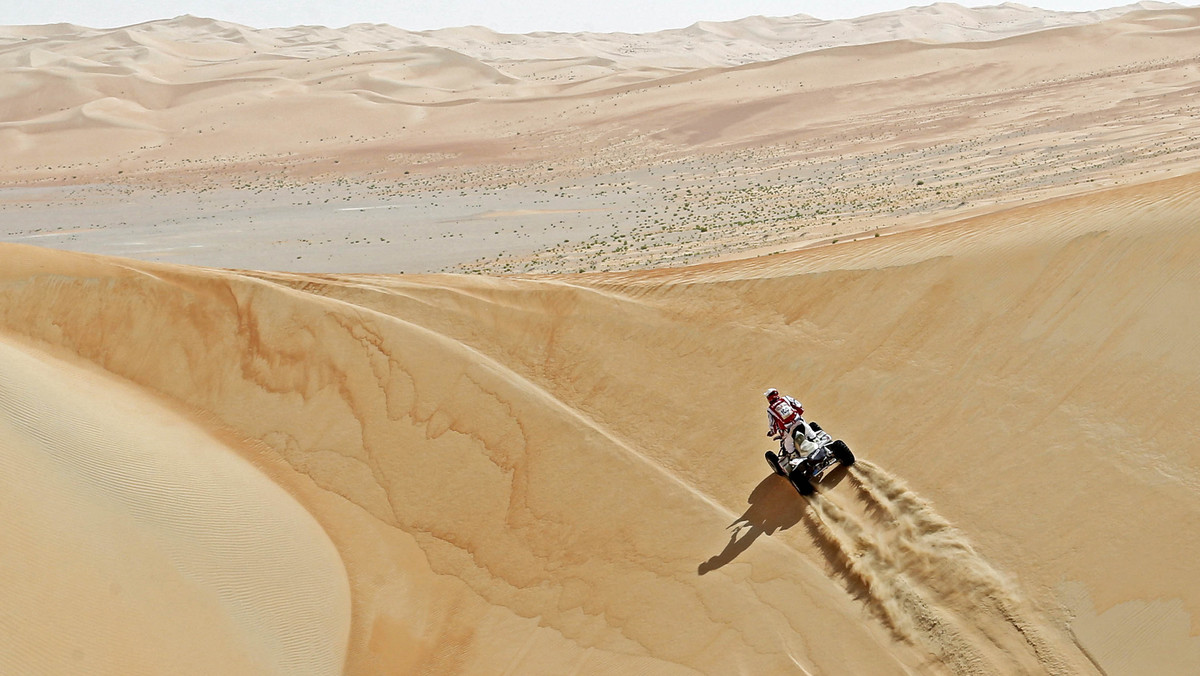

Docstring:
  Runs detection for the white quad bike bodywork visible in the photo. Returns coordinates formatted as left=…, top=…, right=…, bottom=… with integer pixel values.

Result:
left=765, top=420, right=855, bottom=495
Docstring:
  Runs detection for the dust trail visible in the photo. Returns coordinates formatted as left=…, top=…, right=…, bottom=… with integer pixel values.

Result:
left=805, top=495, right=991, bottom=675
left=834, top=460, right=1093, bottom=675
left=852, top=461, right=1025, bottom=611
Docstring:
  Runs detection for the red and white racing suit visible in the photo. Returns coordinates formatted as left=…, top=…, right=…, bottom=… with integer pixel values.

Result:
left=767, top=395, right=810, bottom=455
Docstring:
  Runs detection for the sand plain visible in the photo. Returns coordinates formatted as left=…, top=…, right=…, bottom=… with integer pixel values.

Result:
left=2, top=3, right=1200, bottom=675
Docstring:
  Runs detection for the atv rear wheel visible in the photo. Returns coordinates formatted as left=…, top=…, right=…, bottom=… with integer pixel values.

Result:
left=765, top=451, right=785, bottom=476
left=789, top=472, right=815, bottom=495
left=830, top=440, right=855, bottom=466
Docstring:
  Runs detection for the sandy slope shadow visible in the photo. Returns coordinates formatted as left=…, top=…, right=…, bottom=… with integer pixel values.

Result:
left=698, top=473, right=806, bottom=575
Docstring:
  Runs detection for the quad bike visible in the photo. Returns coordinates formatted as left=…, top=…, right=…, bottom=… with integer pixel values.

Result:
left=765, top=420, right=855, bottom=495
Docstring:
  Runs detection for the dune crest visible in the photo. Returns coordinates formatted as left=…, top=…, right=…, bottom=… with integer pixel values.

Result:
left=4, top=168, right=1200, bottom=672
left=1, top=4, right=1197, bottom=188
left=3, top=3, right=1200, bottom=673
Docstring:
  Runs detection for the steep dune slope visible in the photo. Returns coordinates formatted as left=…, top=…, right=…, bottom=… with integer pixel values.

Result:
left=0, top=336, right=350, bottom=675
left=0, top=247, right=915, bottom=673
left=2, top=170, right=1200, bottom=673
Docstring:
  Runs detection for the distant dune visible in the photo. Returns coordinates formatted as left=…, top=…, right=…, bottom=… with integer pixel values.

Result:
left=2, top=3, right=1200, bottom=675
left=1, top=2, right=1197, bottom=183
left=4, top=4, right=1200, bottom=276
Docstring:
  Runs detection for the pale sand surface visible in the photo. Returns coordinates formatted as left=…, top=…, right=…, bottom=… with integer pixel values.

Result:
left=3, top=169, right=1200, bottom=673
left=3, top=4, right=1200, bottom=675
left=4, top=7, right=1200, bottom=273
left=0, top=334, right=351, bottom=675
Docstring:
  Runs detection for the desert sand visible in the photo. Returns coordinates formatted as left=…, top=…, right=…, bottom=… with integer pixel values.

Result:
left=5, top=4, right=1200, bottom=273
left=2, top=3, right=1200, bottom=675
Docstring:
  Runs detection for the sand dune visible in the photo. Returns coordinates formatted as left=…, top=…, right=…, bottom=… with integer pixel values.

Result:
left=0, top=335, right=350, bottom=675
left=3, top=167, right=1200, bottom=673
left=2, top=3, right=1199, bottom=674
left=5, top=6, right=1200, bottom=278
left=2, top=3, right=1199, bottom=185
left=1, top=3, right=1177, bottom=71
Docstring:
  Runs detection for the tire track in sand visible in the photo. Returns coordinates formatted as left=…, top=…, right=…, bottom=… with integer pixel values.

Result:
left=801, top=460, right=1098, bottom=675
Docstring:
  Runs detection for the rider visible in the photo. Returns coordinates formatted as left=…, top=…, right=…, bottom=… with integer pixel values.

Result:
left=765, top=388, right=812, bottom=455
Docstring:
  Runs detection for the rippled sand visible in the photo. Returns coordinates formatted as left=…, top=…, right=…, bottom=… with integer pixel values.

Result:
left=3, top=169, right=1200, bottom=673
left=3, top=4, right=1200, bottom=674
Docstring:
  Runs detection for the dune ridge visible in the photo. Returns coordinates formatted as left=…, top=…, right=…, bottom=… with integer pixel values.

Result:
left=3, top=4, right=1200, bottom=673
left=3, top=167, right=1200, bottom=673
left=3, top=4, right=1199, bottom=180
left=3, top=3, right=1177, bottom=70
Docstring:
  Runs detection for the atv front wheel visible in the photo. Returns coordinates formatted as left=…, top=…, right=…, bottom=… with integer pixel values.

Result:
left=765, top=451, right=785, bottom=477
left=830, top=440, right=855, bottom=466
